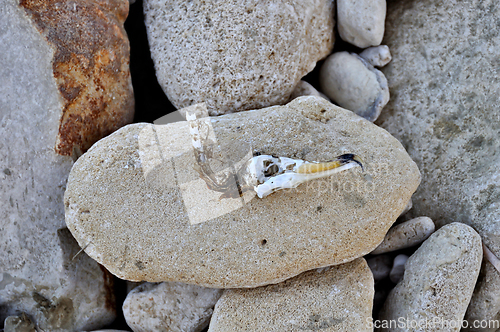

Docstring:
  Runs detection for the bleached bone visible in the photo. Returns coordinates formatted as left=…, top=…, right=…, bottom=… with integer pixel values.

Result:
left=185, top=109, right=363, bottom=199
left=244, top=154, right=363, bottom=198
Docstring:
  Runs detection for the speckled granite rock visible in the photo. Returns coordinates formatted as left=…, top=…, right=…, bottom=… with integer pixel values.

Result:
left=65, top=96, right=420, bottom=288
left=0, top=0, right=133, bottom=330
left=378, top=223, right=482, bottom=332
left=208, top=258, right=374, bottom=332
left=464, top=260, right=500, bottom=332
left=123, top=282, right=222, bottom=332
left=337, top=0, right=386, bottom=48
left=377, top=0, right=500, bottom=274
left=144, top=0, right=334, bottom=115
left=320, top=52, right=389, bottom=122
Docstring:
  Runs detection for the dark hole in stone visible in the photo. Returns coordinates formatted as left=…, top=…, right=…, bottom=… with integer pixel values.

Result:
left=261, top=239, right=267, bottom=246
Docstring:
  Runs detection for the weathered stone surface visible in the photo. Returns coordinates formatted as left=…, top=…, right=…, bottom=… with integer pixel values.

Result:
left=0, top=0, right=133, bottom=330
left=464, top=260, right=500, bottom=332
left=377, top=0, right=500, bottom=269
left=378, top=223, right=482, bottom=332
left=371, top=216, right=435, bottom=254
left=320, top=52, right=389, bottom=122
left=144, top=0, right=334, bottom=115
left=123, top=282, right=222, bottom=332
left=65, top=96, right=420, bottom=288
left=208, top=258, right=374, bottom=332
left=337, top=0, right=386, bottom=48
left=359, top=45, right=392, bottom=68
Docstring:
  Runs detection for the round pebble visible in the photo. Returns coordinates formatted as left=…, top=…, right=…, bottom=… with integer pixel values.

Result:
left=337, top=0, right=386, bottom=48
left=371, top=216, right=435, bottom=255
left=359, top=45, right=392, bottom=68
left=319, top=51, right=389, bottom=122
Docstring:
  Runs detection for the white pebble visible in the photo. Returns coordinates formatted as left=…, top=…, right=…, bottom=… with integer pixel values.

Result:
left=390, top=254, right=409, bottom=283
left=359, top=45, right=392, bottom=67
left=337, top=0, right=386, bottom=48
left=371, top=217, right=435, bottom=255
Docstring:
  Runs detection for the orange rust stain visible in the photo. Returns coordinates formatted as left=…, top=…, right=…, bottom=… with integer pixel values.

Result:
left=20, top=0, right=134, bottom=156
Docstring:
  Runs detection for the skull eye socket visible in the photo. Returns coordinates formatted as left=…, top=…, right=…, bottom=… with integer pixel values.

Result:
left=264, top=164, right=280, bottom=177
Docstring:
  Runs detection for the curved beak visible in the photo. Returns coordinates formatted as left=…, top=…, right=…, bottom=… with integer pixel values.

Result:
left=296, top=153, right=364, bottom=174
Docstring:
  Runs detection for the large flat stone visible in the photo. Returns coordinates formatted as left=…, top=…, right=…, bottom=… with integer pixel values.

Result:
left=65, top=96, right=420, bottom=288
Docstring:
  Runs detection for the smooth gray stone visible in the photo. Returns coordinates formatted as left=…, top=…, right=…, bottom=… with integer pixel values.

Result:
left=123, top=282, right=222, bottom=332
left=337, top=0, right=386, bottom=48
left=320, top=52, right=389, bottom=122
left=359, top=45, right=392, bottom=68
left=371, top=217, right=435, bottom=255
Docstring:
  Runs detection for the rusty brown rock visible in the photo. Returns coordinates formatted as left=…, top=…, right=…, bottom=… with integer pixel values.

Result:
left=0, top=0, right=132, bottom=330
left=20, top=0, right=134, bottom=157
